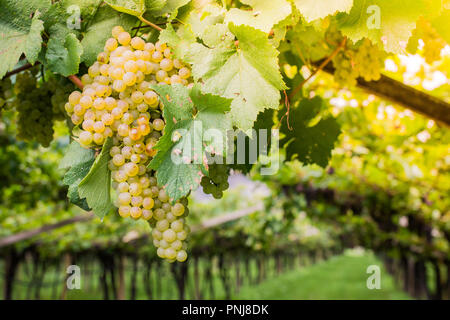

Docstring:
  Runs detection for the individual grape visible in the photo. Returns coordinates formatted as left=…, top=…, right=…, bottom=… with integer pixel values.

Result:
left=118, top=32, right=131, bottom=46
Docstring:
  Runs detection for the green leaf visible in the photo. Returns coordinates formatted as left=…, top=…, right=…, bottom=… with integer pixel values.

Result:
left=153, top=0, right=190, bottom=20
left=230, top=108, right=275, bottom=173
left=105, top=0, right=146, bottom=17
left=271, top=9, right=301, bottom=47
left=59, top=140, right=95, bottom=170
left=78, top=137, right=114, bottom=219
left=293, top=0, right=353, bottom=22
left=60, top=141, right=95, bottom=211
left=280, top=97, right=341, bottom=168
left=145, top=0, right=167, bottom=16
left=81, top=5, right=138, bottom=66
left=150, top=85, right=232, bottom=201
left=224, top=0, right=292, bottom=33
left=43, top=0, right=102, bottom=31
left=231, top=24, right=286, bottom=91
left=186, top=9, right=227, bottom=45
left=46, top=29, right=83, bottom=76
left=337, top=0, right=432, bottom=53
left=185, top=24, right=285, bottom=130
left=63, top=160, right=94, bottom=211
left=286, top=23, right=330, bottom=63
left=281, top=51, right=305, bottom=101
left=68, top=184, right=91, bottom=211
left=200, top=23, right=235, bottom=48
left=63, top=161, right=94, bottom=185
left=150, top=83, right=193, bottom=121
left=0, top=1, right=48, bottom=78
left=158, top=23, right=196, bottom=59
left=431, top=9, right=450, bottom=44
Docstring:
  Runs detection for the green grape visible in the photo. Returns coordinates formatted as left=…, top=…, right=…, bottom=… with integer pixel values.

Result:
left=332, top=50, right=359, bottom=87
left=416, top=18, right=446, bottom=64
left=201, top=163, right=230, bottom=199
left=354, top=39, right=384, bottom=82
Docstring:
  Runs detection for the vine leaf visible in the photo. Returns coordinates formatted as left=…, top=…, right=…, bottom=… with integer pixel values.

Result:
left=224, top=0, right=292, bottom=33
left=0, top=1, right=48, bottom=78
left=230, top=108, right=275, bottom=174
left=59, top=140, right=95, bottom=170
left=159, top=24, right=196, bottom=59
left=186, top=24, right=285, bottom=131
left=46, top=27, right=83, bottom=76
left=431, top=8, right=450, bottom=44
left=150, top=83, right=193, bottom=121
left=280, top=97, right=341, bottom=168
left=144, top=0, right=167, bottom=16
left=78, top=138, right=115, bottom=219
left=149, top=84, right=232, bottom=201
left=43, top=0, right=102, bottom=30
left=336, top=0, right=435, bottom=53
left=152, top=0, right=190, bottom=20
left=105, top=0, right=146, bottom=17
left=60, top=141, right=95, bottom=211
left=81, top=5, right=138, bottom=66
left=293, top=0, right=354, bottom=22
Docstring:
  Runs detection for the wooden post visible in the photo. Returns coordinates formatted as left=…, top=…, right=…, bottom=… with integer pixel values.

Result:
left=117, top=254, right=126, bottom=300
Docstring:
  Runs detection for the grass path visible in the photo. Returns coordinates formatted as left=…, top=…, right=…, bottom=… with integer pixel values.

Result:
left=236, top=250, right=411, bottom=300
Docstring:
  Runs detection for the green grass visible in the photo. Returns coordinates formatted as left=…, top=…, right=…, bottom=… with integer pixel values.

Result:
left=236, top=250, right=411, bottom=300
left=1, top=249, right=411, bottom=300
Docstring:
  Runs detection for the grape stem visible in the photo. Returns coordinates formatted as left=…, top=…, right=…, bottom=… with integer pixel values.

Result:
left=138, top=15, right=163, bottom=32
left=68, top=75, right=84, bottom=90
left=289, top=38, right=347, bottom=100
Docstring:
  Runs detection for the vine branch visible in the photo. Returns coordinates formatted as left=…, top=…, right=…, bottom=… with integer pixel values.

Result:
left=4, top=62, right=83, bottom=90
left=289, top=38, right=347, bottom=100
left=4, top=63, right=35, bottom=78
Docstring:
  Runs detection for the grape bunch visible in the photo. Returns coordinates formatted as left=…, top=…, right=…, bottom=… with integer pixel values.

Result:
left=201, top=163, right=230, bottom=199
left=327, top=25, right=384, bottom=86
left=64, top=26, right=192, bottom=262
left=417, top=18, right=446, bottom=64
left=332, top=50, right=359, bottom=87
left=0, top=77, right=13, bottom=111
left=49, top=78, right=75, bottom=120
left=14, top=71, right=55, bottom=147
left=353, top=39, right=384, bottom=82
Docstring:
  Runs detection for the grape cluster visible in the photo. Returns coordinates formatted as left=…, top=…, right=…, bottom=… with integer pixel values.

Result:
left=201, top=163, right=230, bottom=199
left=49, top=78, right=74, bottom=120
left=9, top=69, right=75, bottom=146
left=332, top=50, right=359, bottom=87
left=326, top=26, right=384, bottom=86
left=353, top=39, right=383, bottom=82
left=0, top=78, right=13, bottom=111
left=64, top=26, right=192, bottom=262
left=14, top=72, right=55, bottom=147
left=417, top=18, right=446, bottom=64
